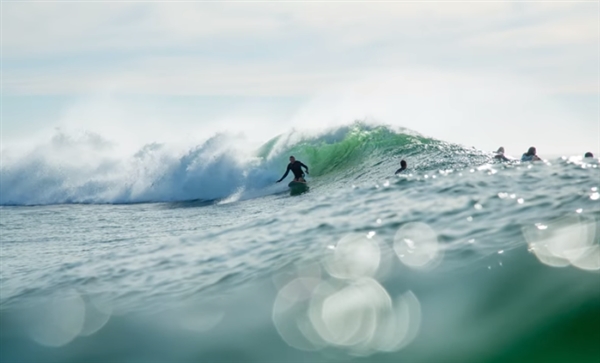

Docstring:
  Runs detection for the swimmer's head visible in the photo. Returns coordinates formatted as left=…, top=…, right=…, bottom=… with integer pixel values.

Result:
left=496, top=147, right=505, bottom=154
left=400, top=160, right=407, bottom=169
left=584, top=152, right=594, bottom=158
left=289, top=156, right=296, bottom=162
left=527, top=147, right=536, bottom=156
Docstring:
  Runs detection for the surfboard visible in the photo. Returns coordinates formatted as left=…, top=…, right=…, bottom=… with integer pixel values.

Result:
left=288, top=181, right=309, bottom=196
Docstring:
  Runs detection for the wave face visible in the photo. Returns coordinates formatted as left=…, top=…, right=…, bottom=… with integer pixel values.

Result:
left=1, top=123, right=488, bottom=206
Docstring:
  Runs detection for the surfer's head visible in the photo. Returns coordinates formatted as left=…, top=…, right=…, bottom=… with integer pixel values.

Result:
left=526, top=147, right=536, bottom=156
left=496, top=147, right=505, bottom=154
left=289, top=156, right=296, bottom=163
left=400, top=160, right=407, bottom=169
left=584, top=152, right=594, bottom=158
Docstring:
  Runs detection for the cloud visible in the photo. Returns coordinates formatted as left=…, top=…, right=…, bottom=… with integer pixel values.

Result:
left=4, top=55, right=361, bottom=96
left=3, top=3, right=142, bottom=57
left=2, top=1, right=598, bottom=99
left=4, top=2, right=594, bottom=58
left=3, top=2, right=285, bottom=58
left=463, top=17, right=598, bottom=49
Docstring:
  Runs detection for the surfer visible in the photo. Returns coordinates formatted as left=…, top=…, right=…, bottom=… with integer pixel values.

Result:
left=521, top=147, right=541, bottom=162
left=395, top=160, right=407, bottom=174
left=276, top=156, right=309, bottom=183
left=494, top=147, right=509, bottom=161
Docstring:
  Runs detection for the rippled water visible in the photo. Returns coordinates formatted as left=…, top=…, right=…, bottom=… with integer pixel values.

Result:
left=1, top=157, right=599, bottom=362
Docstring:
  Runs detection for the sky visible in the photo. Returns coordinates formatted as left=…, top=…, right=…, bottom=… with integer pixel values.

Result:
left=2, top=1, right=599, bottom=157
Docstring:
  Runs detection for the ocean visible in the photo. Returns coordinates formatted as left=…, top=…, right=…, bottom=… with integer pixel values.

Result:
left=1, top=123, right=599, bottom=362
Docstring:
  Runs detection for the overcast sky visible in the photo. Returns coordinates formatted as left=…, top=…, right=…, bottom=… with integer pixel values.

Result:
left=2, top=1, right=599, bottom=156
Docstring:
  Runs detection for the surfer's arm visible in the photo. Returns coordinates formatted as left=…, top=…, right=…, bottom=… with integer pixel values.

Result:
left=276, top=166, right=291, bottom=182
left=300, top=162, right=309, bottom=174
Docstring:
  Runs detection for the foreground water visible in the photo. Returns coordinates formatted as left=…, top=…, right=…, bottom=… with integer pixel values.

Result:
left=1, top=126, right=599, bottom=362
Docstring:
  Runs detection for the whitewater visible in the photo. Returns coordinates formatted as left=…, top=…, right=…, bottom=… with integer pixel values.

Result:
left=1, top=122, right=599, bottom=363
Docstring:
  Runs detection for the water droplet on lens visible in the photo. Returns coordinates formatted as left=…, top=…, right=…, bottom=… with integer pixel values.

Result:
left=272, top=278, right=324, bottom=351
left=474, top=203, right=482, bottom=210
left=522, top=215, right=598, bottom=270
left=26, top=290, right=85, bottom=347
left=393, top=223, right=442, bottom=269
left=325, top=234, right=381, bottom=279
left=517, top=198, right=524, bottom=204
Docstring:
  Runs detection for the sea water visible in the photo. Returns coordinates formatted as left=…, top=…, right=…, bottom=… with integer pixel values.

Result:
left=1, top=124, right=599, bottom=362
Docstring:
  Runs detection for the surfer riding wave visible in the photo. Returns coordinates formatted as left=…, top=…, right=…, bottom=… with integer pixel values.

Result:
left=276, top=156, right=309, bottom=183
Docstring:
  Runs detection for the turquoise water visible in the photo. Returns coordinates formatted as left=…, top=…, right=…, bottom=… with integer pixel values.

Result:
left=1, top=124, right=599, bottom=362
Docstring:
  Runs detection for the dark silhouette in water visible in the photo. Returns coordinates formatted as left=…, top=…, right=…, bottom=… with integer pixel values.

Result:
left=584, top=152, right=594, bottom=158
left=494, top=147, right=509, bottom=161
left=276, top=156, right=309, bottom=183
left=521, top=147, right=541, bottom=162
left=395, top=160, right=407, bottom=174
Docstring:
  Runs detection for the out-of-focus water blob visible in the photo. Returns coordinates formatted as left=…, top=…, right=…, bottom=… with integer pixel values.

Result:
left=393, top=222, right=443, bottom=269
left=523, top=215, right=599, bottom=271
left=272, top=277, right=324, bottom=351
left=79, top=294, right=113, bottom=336
left=324, top=233, right=381, bottom=279
left=303, top=278, right=422, bottom=356
left=308, top=278, right=389, bottom=347
left=382, top=291, right=422, bottom=351
left=570, top=245, right=600, bottom=271
left=27, top=289, right=86, bottom=347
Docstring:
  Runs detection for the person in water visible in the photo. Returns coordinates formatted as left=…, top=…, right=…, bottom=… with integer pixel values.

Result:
left=584, top=152, right=594, bottom=158
left=521, top=147, right=541, bottom=161
left=395, top=159, right=407, bottom=174
left=276, top=156, right=309, bottom=183
left=494, top=147, right=509, bottom=161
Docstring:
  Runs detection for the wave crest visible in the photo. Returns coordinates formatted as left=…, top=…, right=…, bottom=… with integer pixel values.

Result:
left=1, top=123, right=486, bottom=205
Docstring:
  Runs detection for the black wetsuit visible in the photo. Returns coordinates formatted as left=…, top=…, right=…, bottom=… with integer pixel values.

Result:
left=277, top=161, right=308, bottom=182
left=395, top=167, right=406, bottom=174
